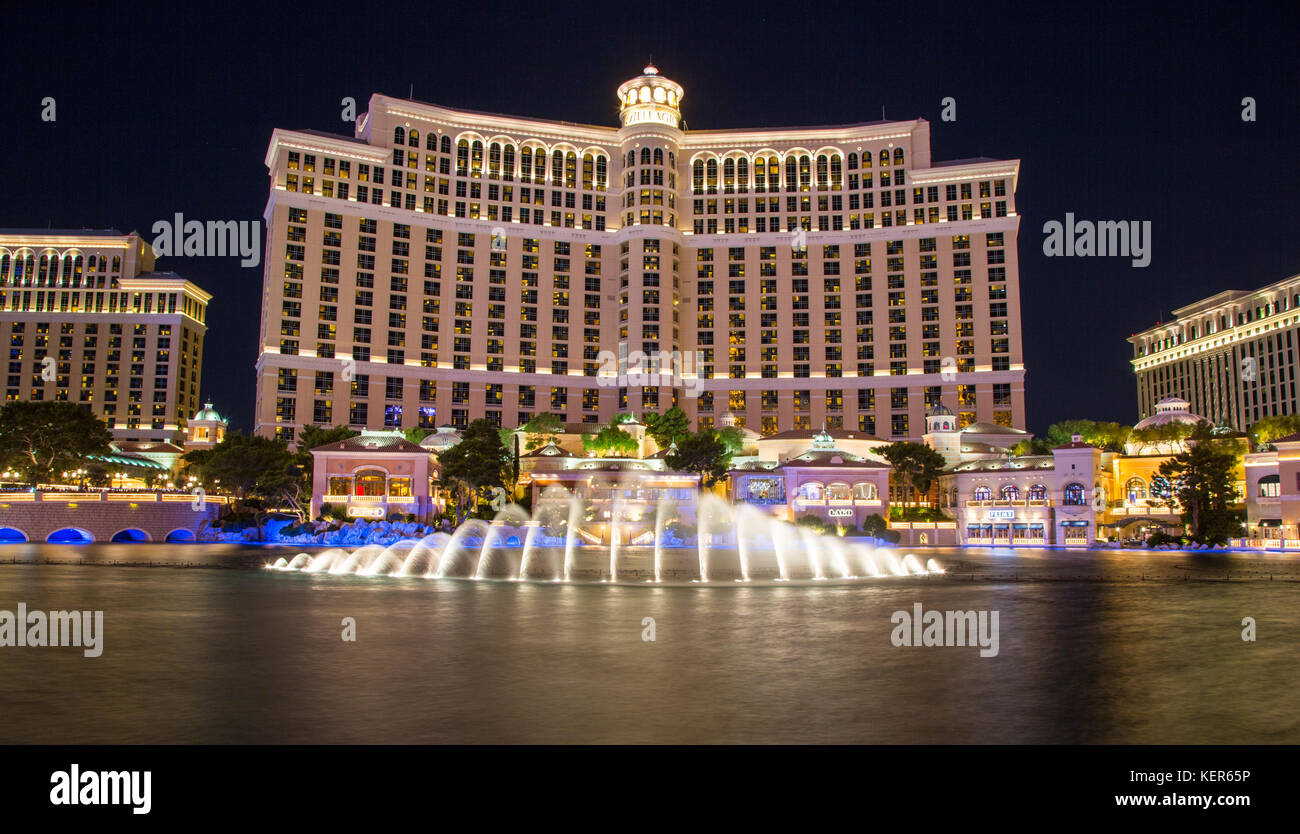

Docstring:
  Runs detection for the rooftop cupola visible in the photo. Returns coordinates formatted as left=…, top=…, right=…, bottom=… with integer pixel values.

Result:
left=616, top=64, right=684, bottom=129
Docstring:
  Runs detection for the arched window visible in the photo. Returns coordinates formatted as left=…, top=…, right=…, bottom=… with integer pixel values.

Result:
left=706, top=158, right=718, bottom=191
left=893, top=147, right=905, bottom=166
left=852, top=482, right=877, bottom=500
left=847, top=152, right=858, bottom=170
left=830, top=154, right=842, bottom=188
left=653, top=147, right=663, bottom=165
left=827, top=482, right=851, bottom=500
left=520, top=147, right=533, bottom=183
left=1063, top=483, right=1087, bottom=506
left=503, top=144, right=515, bottom=179
left=488, top=143, right=501, bottom=178
left=785, top=156, right=797, bottom=190
left=408, top=129, right=419, bottom=147
left=456, top=139, right=469, bottom=175
left=595, top=154, right=607, bottom=189
left=799, top=482, right=825, bottom=500
left=471, top=140, right=484, bottom=176
left=640, top=147, right=651, bottom=165
left=692, top=159, right=704, bottom=193
left=426, top=133, right=438, bottom=151
left=440, top=135, right=451, bottom=154
left=972, top=485, right=992, bottom=501
left=1027, top=483, right=1047, bottom=501
left=879, top=149, right=890, bottom=167
left=1259, top=474, right=1282, bottom=498
left=767, top=156, right=780, bottom=189
left=393, top=126, right=405, bottom=145
left=355, top=470, right=386, bottom=497
left=798, top=155, right=811, bottom=188
left=723, top=158, right=735, bottom=191
left=816, top=154, right=828, bottom=189
left=564, top=151, right=577, bottom=188
left=626, top=150, right=635, bottom=167
left=1125, top=477, right=1148, bottom=502
left=736, top=157, right=748, bottom=190
left=1000, top=484, right=1020, bottom=500
left=668, top=151, right=675, bottom=168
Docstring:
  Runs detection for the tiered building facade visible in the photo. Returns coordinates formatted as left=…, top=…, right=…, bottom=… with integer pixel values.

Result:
left=1129, top=272, right=1300, bottom=432
left=0, top=229, right=211, bottom=443
left=254, top=67, right=1025, bottom=443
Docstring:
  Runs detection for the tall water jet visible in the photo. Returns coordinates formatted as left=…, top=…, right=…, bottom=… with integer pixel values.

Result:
left=563, top=493, right=584, bottom=582
left=609, top=480, right=623, bottom=582
left=435, top=519, right=490, bottom=578
left=653, top=498, right=674, bottom=583
left=797, top=526, right=826, bottom=580
left=476, top=505, right=530, bottom=579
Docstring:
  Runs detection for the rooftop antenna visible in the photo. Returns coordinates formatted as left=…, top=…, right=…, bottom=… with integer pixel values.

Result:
left=882, top=105, right=886, bottom=120
left=409, top=83, right=414, bottom=99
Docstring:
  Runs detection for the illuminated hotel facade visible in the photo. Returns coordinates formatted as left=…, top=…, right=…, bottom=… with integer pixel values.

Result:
left=0, top=230, right=211, bottom=443
left=1129, top=272, right=1300, bottom=432
left=254, top=67, right=1026, bottom=443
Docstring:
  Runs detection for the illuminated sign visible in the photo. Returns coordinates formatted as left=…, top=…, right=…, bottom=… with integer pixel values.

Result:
left=828, top=508, right=854, bottom=518
left=622, top=107, right=679, bottom=128
left=987, top=509, right=1015, bottom=520
left=347, top=505, right=385, bottom=519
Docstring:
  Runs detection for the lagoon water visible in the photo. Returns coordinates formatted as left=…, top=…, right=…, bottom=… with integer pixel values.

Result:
left=1, top=543, right=1298, bottom=743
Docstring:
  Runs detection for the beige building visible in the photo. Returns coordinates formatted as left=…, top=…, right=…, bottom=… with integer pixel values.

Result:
left=254, top=67, right=1025, bottom=444
left=0, top=229, right=211, bottom=442
left=1129, top=272, right=1300, bottom=432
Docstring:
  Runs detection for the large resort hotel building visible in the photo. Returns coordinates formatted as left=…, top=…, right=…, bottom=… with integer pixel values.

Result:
left=254, top=67, right=1025, bottom=443
left=0, top=230, right=211, bottom=443
left=1130, top=272, right=1300, bottom=433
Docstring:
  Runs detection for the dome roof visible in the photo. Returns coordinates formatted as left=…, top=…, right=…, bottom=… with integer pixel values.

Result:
left=191, top=401, right=224, bottom=423
left=1133, top=396, right=1207, bottom=430
left=927, top=402, right=954, bottom=417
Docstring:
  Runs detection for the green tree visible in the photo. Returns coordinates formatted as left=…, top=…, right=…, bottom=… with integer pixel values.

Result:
left=1045, top=419, right=1131, bottom=451
left=665, top=429, right=733, bottom=488
left=403, top=426, right=433, bottom=445
left=1009, top=437, right=1052, bottom=456
left=298, top=424, right=360, bottom=451
left=643, top=406, right=690, bottom=448
left=520, top=412, right=565, bottom=450
left=0, top=401, right=113, bottom=488
left=1157, top=425, right=1243, bottom=544
left=582, top=418, right=639, bottom=457
left=861, top=513, right=890, bottom=539
left=877, top=441, right=947, bottom=512
left=192, top=433, right=304, bottom=519
left=716, top=426, right=745, bottom=456
left=1248, top=414, right=1300, bottom=447
left=437, top=418, right=511, bottom=522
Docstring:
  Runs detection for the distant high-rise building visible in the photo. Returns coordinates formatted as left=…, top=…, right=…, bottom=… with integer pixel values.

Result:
left=1129, top=272, right=1300, bottom=431
left=254, top=66, right=1025, bottom=443
left=0, top=229, right=211, bottom=442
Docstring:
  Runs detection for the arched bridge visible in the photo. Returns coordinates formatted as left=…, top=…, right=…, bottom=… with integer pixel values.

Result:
left=0, top=491, right=227, bottom=544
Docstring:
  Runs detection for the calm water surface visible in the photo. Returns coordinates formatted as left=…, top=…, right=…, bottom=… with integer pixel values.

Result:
left=1, top=543, right=1297, bottom=744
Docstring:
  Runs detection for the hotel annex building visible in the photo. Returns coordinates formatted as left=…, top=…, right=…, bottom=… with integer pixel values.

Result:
left=254, top=67, right=1025, bottom=442
left=0, top=230, right=211, bottom=443
left=1129, top=272, right=1300, bottom=433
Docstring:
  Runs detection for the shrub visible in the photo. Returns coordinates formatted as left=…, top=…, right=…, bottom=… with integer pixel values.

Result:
left=795, top=513, right=829, bottom=534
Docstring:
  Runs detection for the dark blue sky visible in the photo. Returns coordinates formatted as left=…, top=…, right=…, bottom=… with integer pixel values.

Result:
left=3, top=0, right=1296, bottom=434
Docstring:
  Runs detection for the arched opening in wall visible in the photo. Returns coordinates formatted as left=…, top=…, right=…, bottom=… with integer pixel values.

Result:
left=111, top=528, right=151, bottom=543
left=164, top=529, right=195, bottom=543
left=0, top=527, right=27, bottom=543
left=46, top=528, right=94, bottom=544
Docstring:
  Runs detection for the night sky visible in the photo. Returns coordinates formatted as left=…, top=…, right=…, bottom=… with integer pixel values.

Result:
left=3, top=0, right=1296, bottom=434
